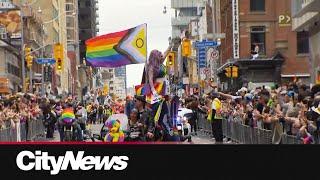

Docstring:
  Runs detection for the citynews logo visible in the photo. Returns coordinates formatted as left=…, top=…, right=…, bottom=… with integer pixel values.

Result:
left=16, top=151, right=129, bottom=175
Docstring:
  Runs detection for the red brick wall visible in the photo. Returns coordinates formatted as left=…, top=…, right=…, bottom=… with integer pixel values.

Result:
left=219, top=0, right=310, bottom=75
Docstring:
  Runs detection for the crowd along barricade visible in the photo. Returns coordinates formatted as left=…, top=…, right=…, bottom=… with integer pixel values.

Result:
left=281, top=134, right=303, bottom=144
left=0, top=118, right=45, bottom=142
left=198, top=114, right=304, bottom=144
left=197, top=113, right=212, bottom=136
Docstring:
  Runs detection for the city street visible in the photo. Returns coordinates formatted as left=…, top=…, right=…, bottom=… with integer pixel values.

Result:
left=0, top=0, right=319, bottom=145
left=46, top=123, right=216, bottom=144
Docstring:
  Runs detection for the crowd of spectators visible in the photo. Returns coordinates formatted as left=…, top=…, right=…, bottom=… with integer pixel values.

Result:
left=0, top=93, right=42, bottom=130
left=190, top=82, right=320, bottom=144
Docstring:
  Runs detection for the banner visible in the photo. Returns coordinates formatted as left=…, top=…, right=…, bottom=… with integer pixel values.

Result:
left=0, top=9, right=21, bottom=38
left=86, top=24, right=147, bottom=68
left=232, top=0, right=239, bottom=59
left=0, top=77, right=9, bottom=94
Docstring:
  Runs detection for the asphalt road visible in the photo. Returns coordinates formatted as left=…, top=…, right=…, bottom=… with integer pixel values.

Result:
left=46, top=123, right=218, bottom=144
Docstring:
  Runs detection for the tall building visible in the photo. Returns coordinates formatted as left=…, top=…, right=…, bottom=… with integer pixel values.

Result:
left=101, top=67, right=126, bottom=100
left=169, top=0, right=206, bottom=95
left=0, top=1, right=23, bottom=94
left=292, top=0, right=320, bottom=85
left=171, top=0, right=205, bottom=39
left=78, top=0, right=99, bottom=97
left=11, top=0, right=75, bottom=96
left=217, top=0, right=310, bottom=91
left=65, top=0, right=80, bottom=97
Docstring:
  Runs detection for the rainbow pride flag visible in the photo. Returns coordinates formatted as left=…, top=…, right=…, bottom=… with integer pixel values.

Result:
left=61, top=108, right=75, bottom=124
left=86, top=24, right=147, bottom=68
left=135, top=82, right=165, bottom=104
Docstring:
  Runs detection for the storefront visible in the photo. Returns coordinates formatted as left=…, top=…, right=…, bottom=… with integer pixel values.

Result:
left=217, top=53, right=284, bottom=92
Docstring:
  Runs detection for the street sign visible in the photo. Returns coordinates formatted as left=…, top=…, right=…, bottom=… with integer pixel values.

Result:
left=198, top=47, right=207, bottom=68
left=200, top=68, right=206, bottom=80
left=195, top=41, right=218, bottom=48
left=232, top=0, right=240, bottom=59
left=0, top=2, right=16, bottom=9
left=279, top=13, right=291, bottom=27
left=195, top=40, right=219, bottom=68
left=206, top=47, right=219, bottom=62
left=36, top=58, right=56, bottom=65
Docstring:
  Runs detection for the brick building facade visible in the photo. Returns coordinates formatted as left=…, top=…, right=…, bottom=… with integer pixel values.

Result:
left=218, top=0, right=310, bottom=90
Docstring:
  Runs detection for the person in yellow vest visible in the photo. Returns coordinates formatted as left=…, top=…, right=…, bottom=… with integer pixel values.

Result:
left=207, top=92, right=224, bottom=143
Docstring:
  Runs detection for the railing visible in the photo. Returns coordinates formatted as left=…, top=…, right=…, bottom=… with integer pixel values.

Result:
left=197, top=114, right=304, bottom=144
left=0, top=118, right=45, bottom=142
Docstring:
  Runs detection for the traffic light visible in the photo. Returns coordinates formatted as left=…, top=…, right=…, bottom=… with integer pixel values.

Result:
left=182, top=38, right=191, bottom=57
left=225, top=67, right=232, bottom=78
left=225, top=66, right=238, bottom=78
left=166, top=51, right=175, bottom=67
left=26, top=54, right=33, bottom=68
left=24, top=47, right=31, bottom=56
left=54, top=43, right=64, bottom=70
left=24, top=47, right=33, bottom=68
left=316, top=71, right=320, bottom=84
left=232, top=66, right=238, bottom=78
left=57, top=58, right=62, bottom=71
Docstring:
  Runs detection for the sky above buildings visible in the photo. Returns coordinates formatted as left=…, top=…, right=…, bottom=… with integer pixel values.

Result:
left=98, top=0, right=172, bottom=88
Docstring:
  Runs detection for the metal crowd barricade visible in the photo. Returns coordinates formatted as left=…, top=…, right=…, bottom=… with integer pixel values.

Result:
left=220, top=117, right=273, bottom=144
left=199, top=113, right=310, bottom=144
left=281, top=134, right=303, bottom=144
left=0, top=127, right=15, bottom=141
left=0, top=118, right=45, bottom=142
left=20, top=122, right=27, bottom=141
left=197, top=113, right=212, bottom=136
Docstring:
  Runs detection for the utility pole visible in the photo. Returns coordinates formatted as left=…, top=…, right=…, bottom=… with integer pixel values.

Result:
left=41, top=24, right=45, bottom=97
left=20, top=6, right=25, bottom=93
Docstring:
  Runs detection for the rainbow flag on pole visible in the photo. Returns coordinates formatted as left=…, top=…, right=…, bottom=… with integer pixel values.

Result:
left=85, top=24, right=147, bottom=68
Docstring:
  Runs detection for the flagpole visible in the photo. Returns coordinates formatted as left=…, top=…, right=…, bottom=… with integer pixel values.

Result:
left=124, top=65, right=127, bottom=97
left=143, top=23, right=148, bottom=86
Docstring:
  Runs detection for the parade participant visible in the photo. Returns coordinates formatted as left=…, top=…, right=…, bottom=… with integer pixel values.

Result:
left=75, top=103, right=87, bottom=135
left=134, top=95, right=154, bottom=141
left=125, top=95, right=135, bottom=118
left=58, top=103, right=83, bottom=141
left=127, top=108, right=145, bottom=141
left=97, top=104, right=104, bottom=124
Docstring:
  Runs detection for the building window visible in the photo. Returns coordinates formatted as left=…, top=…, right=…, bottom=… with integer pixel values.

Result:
left=85, top=0, right=91, bottom=7
left=297, top=31, right=309, bottom=54
left=250, top=0, right=265, bottom=12
left=250, top=26, right=266, bottom=55
left=66, top=4, right=72, bottom=11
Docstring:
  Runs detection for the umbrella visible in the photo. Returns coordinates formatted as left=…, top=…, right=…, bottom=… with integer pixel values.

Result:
left=105, top=113, right=129, bottom=132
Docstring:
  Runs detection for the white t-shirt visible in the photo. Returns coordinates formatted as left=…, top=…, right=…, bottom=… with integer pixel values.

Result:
left=231, top=96, right=242, bottom=101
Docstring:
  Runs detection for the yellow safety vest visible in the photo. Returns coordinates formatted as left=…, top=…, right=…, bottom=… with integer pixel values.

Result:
left=207, top=98, right=222, bottom=121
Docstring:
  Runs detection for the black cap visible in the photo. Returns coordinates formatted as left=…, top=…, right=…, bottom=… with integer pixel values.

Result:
left=134, top=95, right=146, bottom=103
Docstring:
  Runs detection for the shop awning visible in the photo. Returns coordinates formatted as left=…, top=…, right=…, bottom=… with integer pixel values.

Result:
left=281, top=74, right=310, bottom=78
